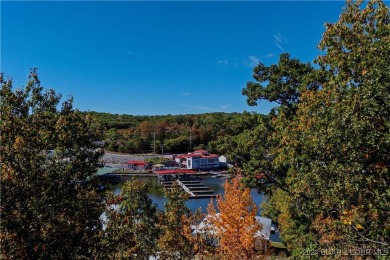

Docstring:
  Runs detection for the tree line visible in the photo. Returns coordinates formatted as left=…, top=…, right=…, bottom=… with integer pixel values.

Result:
left=86, top=110, right=264, bottom=154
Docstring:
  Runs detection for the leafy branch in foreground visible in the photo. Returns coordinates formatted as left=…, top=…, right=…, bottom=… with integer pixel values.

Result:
left=239, top=0, right=389, bottom=256
left=102, top=179, right=159, bottom=259
left=157, top=182, right=206, bottom=259
left=0, top=70, right=104, bottom=258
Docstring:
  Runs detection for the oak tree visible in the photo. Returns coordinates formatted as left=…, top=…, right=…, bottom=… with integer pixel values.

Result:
left=245, top=0, right=389, bottom=256
left=243, top=53, right=323, bottom=117
left=0, top=70, right=104, bottom=258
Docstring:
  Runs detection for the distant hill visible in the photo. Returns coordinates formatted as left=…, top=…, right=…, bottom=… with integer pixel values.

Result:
left=83, top=111, right=264, bottom=154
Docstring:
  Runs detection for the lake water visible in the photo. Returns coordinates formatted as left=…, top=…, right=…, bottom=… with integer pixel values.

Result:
left=109, top=176, right=265, bottom=214
left=108, top=175, right=281, bottom=242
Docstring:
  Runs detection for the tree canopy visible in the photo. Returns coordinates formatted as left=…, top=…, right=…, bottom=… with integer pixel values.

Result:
left=157, top=182, right=203, bottom=259
left=232, top=0, right=390, bottom=256
left=102, top=179, right=160, bottom=259
left=243, top=53, right=322, bottom=117
left=0, top=70, right=104, bottom=258
left=87, top=110, right=256, bottom=154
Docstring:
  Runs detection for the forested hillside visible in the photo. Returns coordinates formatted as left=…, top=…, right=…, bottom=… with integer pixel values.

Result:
left=85, top=111, right=266, bottom=154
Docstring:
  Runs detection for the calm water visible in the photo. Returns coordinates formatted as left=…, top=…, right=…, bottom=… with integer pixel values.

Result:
left=108, top=176, right=281, bottom=242
left=109, top=176, right=265, bottom=214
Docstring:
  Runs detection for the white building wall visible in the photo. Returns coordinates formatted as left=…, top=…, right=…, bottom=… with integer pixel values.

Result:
left=219, top=155, right=227, bottom=163
left=186, top=157, right=201, bottom=169
left=178, top=155, right=219, bottom=170
left=187, top=158, right=192, bottom=169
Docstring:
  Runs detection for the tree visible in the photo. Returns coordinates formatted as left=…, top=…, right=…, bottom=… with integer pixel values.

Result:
left=283, top=0, right=388, bottom=253
left=92, top=111, right=250, bottom=154
left=206, top=175, right=265, bottom=259
left=246, top=0, right=389, bottom=256
left=243, top=53, right=323, bottom=117
left=209, top=114, right=275, bottom=189
left=157, top=182, right=203, bottom=259
left=102, top=179, right=160, bottom=259
left=238, top=53, right=326, bottom=189
left=0, top=70, right=104, bottom=258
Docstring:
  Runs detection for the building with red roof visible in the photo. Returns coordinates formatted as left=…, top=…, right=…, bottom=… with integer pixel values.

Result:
left=175, top=150, right=220, bottom=170
left=127, top=160, right=149, bottom=170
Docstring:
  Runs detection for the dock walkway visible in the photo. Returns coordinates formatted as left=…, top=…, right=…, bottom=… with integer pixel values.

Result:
left=158, top=175, right=216, bottom=199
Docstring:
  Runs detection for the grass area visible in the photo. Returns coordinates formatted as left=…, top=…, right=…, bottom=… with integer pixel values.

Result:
left=271, top=242, right=287, bottom=249
left=144, top=157, right=170, bottom=163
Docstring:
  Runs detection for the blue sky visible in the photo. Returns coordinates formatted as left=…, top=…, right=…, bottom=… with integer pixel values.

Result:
left=2, top=1, right=346, bottom=115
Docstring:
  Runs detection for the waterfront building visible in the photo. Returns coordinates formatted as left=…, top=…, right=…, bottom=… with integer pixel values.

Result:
left=175, top=150, right=220, bottom=170
left=218, top=155, right=227, bottom=167
left=127, top=160, right=149, bottom=170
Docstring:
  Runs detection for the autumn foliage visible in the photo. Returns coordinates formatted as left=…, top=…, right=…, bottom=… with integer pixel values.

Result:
left=0, top=70, right=104, bottom=258
left=207, top=175, right=266, bottom=259
left=241, top=0, right=390, bottom=256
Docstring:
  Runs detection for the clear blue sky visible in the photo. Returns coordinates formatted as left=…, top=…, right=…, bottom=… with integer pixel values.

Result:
left=2, top=1, right=345, bottom=116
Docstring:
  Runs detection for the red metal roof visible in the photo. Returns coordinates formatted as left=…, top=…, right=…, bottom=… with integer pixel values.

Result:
left=127, top=160, right=147, bottom=165
left=155, top=169, right=197, bottom=175
left=176, top=151, right=219, bottom=159
left=194, top=149, right=208, bottom=153
left=200, top=154, right=219, bottom=159
left=176, top=154, right=201, bottom=159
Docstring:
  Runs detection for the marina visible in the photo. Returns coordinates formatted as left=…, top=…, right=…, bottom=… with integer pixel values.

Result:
left=157, top=172, right=217, bottom=199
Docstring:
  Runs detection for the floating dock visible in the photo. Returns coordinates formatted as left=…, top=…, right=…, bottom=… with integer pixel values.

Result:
left=157, top=172, right=217, bottom=199
left=178, top=179, right=216, bottom=199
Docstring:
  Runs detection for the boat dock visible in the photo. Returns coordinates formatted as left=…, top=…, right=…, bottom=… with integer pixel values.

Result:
left=157, top=171, right=216, bottom=199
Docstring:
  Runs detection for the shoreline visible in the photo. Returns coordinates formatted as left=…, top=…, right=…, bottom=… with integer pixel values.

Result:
left=110, top=170, right=230, bottom=178
left=116, top=173, right=158, bottom=177
left=101, top=151, right=172, bottom=166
